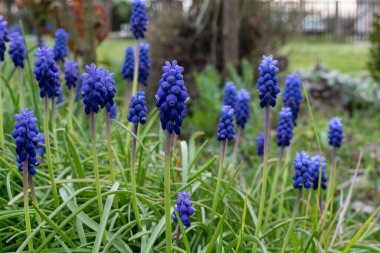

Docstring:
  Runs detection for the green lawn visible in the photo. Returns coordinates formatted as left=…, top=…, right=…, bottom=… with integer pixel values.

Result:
left=97, top=38, right=135, bottom=64
left=280, top=39, right=370, bottom=73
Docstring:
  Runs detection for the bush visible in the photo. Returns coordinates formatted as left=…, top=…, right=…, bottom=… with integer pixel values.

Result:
left=369, top=13, right=380, bottom=85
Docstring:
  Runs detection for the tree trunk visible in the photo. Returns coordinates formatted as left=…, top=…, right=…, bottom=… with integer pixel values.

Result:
left=222, top=0, right=240, bottom=76
left=61, top=0, right=82, bottom=57
left=83, top=0, right=97, bottom=65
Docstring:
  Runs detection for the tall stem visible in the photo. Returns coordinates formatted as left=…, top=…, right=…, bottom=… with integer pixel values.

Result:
left=132, top=40, right=140, bottom=96
left=44, top=96, right=59, bottom=209
left=68, top=88, right=74, bottom=132
left=328, top=147, right=336, bottom=214
left=51, top=98, right=60, bottom=166
left=211, top=140, right=227, bottom=228
left=0, top=64, right=4, bottom=150
left=90, top=111, right=104, bottom=215
left=228, top=126, right=242, bottom=173
left=280, top=189, right=302, bottom=253
left=131, top=124, right=141, bottom=229
left=264, top=146, right=284, bottom=228
left=17, top=67, right=25, bottom=108
left=122, top=79, right=132, bottom=120
left=106, top=112, right=115, bottom=183
left=253, top=105, right=270, bottom=252
left=164, top=131, right=173, bottom=253
left=23, top=160, right=33, bottom=251
left=29, top=175, right=46, bottom=241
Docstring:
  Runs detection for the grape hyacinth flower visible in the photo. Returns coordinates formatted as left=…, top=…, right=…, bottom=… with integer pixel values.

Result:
left=8, top=32, right=26, bottom=69
left=138, top=43, right=150, bottom=86
left=127, top=91, right=148, bottom=125
left=282, top=74, right=303, bottom=125
left=64, top=60, right=78, bottom=90
left=156, top=60, right=189, bottom=135
left=235, top=89, right=250, bottom=129
left=328, top=117, right=344, bottom=148
left=172, top=192, right=195, bottom=228
left=109, top=103, right=117, bottom=120
left=12, top=109, right=40, bottom=176
left=256, top=132, right=264, bottom=159
left=53, top=28, right=68, bottom=63
left=34, top=45, right=61, bottom=98
left=255, top=55, right=281, bottom=242
left=156, top=60, right=188, bottom=253
left=36, top=133, right=46, bottom=156
left=122, top=46, right=134, bottom=81
left=217, top=105, right=235, bottom=142
left=276, top=107, right=294, bottom=148
left=223, top=82, right=237, bottom=110
left=130, top=0, right=148, bottom=39
left=257, top=55, right=281, bottom=108
left=0, top=15, right=9, bottom=62
left=11, top=109, right=40, bottom=250
left=81, top=64, right=107, bottom=115
left=310, top=155, right=328, bottom=190
left=102, top=69, right=117, bottom=113
left=292, top=151, right=312, bottom=189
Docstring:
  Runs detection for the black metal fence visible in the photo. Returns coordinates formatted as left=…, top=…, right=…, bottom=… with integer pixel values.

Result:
left=265, top=0, right=380, bottom=41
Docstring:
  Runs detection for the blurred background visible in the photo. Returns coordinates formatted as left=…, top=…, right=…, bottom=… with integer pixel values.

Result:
left=1, top=0, right=380, bottom=186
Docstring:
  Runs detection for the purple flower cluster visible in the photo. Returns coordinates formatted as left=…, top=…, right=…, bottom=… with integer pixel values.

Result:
left=8, top=32, right=26, bottom=68
left=34, top=46, right=61, bottom=98
left=257, top=55, right=280, bottom=108
left=328, top=117, right=344, bottom=148
left=130, top=0, right=148, bottom=39
left=276, top=107, right=294, bottom=147
left=172, top=192, right=195, bottom=227
left=81, top=64, right=116, bottom=115
left=138, top=43, right=150, bottom=86
left=0, top=15, right=9, bottom=62
left=292, top=151, right=313, bottom=189
left=122, top=46, right=134, bottom=81
left=109, top=103, right=117, bottom=119
left=223, top=82, right=237, bottom=109
left=282, top=74, right=303, bottom=125
left=64, top=60, right=78, bottom=90
left=36, top=133, right=46, bottom=156
left=235, top=89, right=250, bottom=129
left=156, top=60, right=188, bottom=135
left=217, top=105, right=235, bottom=141
left=11, top=109, right=40, bottom=175
left=256, top=132, right=264, bottom=157
left=127, top=91, right=148, bottom=125
left=309, top=155, right=328, bottom=190
left=53, top=28, right=68, bottom=63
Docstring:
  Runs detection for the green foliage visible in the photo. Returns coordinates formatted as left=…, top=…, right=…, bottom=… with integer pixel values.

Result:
left=369, top=14, right=380, bottom=84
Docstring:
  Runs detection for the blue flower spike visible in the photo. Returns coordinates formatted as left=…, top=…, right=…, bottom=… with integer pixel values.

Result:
left=138, top=43, right=150, bottom=86
left=130, top=0, right=149, bottom=39
left=122, top=46, right=134, bottom=81
left=127, top=91, right=148, bottom=125
left=156, top=60, right=189, bottom=135
left=64, top=60, right=78, bottom=90
left=328, top=117, right=344, bottom=148
left=34, top=45, right=61, bottom=98
left=8, top=32, right=26, bottom=68
left=0, top=15, right=9, bottom=62
left=172, top=192, right=195, bottom=228
left=236, top=89, right=250, bottom=129
left=283, top=73, right=303, bottom=125
left=310, top=155, right=328, bottom=190
left=11, top=109, right=40, bottom=175
left=217, top=105, right=235, bottom=142
left=276, top=107, right=294, bottom=147
left=223, top=82, right=237, bottom=109
left=257, top=55, right=281, bottom=108
left=256, top=132, right=265, bottom=157
left=53, top=28, right=68, bottom=63
left=292, top=151, right=313, bottom=189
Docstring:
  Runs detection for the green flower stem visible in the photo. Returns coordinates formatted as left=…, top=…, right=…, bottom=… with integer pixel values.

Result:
left=228, top=126, right=242, bottom=174
left=0, top=64, right=4, bottom=150
left=164, top=131, right=173, bottom=253
left=106, top=112, right=115, bottom=183
left=90, top=111, right=106, bottom=245
left=122, top=79, right=132, bottom=121
left=132, top=39, right=140, bottom=97
left=23, top=160, right=33, bottom=251
left=51, top=98, right=60, bottom=166
left=131, top=124, right=141, bottom=230
left=280, top=188, right=302, bottom=253
left=68, top=88, right=74, bottom=132
left=28, top=175, right=46, bottom=241
left=17, top=67, right=25, bottom=108
left=210, top=139, right=227, bottom=228
left=264, top=146, right=284, bottom=229
left=328, top=147, right=337, bottom=214
left=44, top=95, right=59, bottom=210
left=253, top=105, right=270, bottom=253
